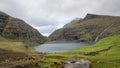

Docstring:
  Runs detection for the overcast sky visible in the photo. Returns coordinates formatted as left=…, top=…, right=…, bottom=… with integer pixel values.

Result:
left=0, top=0, right=120, bottom=36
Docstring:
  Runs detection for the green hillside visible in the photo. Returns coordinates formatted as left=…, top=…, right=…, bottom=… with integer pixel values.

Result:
left=0, top=11, right=46, bottom=44
left=49, top=14, right=120, bottom=42
left=42, top=35, right=120, bottom=68
left=0, top=28, right=119, bottom=68
left=0, top=36, right=42, bottom=68
left=0, top=11, right=45, bottom=68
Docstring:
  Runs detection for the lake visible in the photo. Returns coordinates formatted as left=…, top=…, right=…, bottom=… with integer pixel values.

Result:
left=34, top=42, right=90, bottom=53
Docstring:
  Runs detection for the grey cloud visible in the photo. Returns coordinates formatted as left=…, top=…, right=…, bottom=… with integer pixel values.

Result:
left=0, top=0, right=26, bottom=17
left=42, top=0, right=120, bottom=17
left=0, top=0, right=120, bottom=36
left=25, top=16, right=58, bottom=26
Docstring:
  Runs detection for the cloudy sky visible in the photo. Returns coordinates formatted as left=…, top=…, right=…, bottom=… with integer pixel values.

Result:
left=0, top=0, right=120, bottom=36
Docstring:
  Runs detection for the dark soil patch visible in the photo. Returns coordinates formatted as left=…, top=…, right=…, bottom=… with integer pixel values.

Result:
left=0, top=49, right=29, bottom=62
left=0, top=49, right=41, bottom=68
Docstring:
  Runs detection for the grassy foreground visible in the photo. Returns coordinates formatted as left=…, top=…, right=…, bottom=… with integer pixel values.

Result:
left=41, top=35, right=120, bottom=68
left=0, top=35, right=120, bottom=68
left=0, top=36, right=42, bottom=68
left=0, top=36, right=37, bottom=54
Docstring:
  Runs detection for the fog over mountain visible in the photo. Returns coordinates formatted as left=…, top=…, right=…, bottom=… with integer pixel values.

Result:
left=0, top=0, right=120, bottom=36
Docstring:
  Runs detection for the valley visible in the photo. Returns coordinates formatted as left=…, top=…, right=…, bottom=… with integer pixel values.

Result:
left=0, top=11, right=120, bottom=68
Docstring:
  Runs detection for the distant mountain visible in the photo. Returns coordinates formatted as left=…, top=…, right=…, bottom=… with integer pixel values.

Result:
left=0, top=11, right=46, bottom=43
left=49, top=14, right=120, bottom=42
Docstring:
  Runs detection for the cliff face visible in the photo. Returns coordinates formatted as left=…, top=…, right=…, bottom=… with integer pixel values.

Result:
left=49, top=14, right=120, bottom=42
left=0, top=11, right=46, bottom=43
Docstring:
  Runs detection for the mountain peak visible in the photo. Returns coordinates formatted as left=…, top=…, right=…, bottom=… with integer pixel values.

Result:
left=0, top=11, right=9, bottom=16
left=86, top=13, right=99, bottom=16
left=84, top=13, right=101, bottom=20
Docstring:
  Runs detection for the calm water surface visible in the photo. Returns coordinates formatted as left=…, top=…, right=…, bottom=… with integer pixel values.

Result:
left=34, top=42, right=90, bottom=53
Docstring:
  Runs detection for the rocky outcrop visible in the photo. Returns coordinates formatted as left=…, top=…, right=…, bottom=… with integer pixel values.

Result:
left=64, top=59, right=91, bottom=68
left=83, top=13, right=102, bottom=20
left=0, top=11, right=46, bottom=43
left=49, top=14, right=120, bottom=42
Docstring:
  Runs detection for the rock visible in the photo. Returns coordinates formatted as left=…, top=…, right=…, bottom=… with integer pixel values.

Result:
left=83, top=13, right=101, bottom=20
left=64, top=59, right=91, bottom=68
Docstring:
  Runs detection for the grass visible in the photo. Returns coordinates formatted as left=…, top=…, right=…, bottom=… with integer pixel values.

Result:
left=0, top=36, right=42, bottom=68
left=0, top=41, right=37, bottom=55
left=0, top=35, right=120, bottom=68
left=0, top=42, right=26, bottom=52
left=40, top=35, right=120, bottom=68
left=0, top=36, right=39, bottom=54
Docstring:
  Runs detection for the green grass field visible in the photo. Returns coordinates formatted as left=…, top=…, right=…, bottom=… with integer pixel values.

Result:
left=0, top=36, right=42, bottom=68
left=41, top=35, right=120, bottom=68
left=0, top=35, right=120, bottom=68
left=0, top=36, right=39, bottom=54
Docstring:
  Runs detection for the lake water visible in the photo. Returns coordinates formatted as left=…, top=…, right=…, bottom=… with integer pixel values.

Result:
left=34, top=42, right=90, bottom=53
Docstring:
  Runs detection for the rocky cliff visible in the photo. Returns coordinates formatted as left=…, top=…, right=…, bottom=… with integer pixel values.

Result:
left=0, top=11, right=46, bottom=43
left=49, top=14, right=120, bottom=42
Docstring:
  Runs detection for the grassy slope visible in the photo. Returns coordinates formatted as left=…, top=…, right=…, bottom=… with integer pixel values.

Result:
left=0, top=35, right=120, bottom=68
left=42, top=35, right=120, bottom=68
left=0, top=36, right=37, bottom=54
left=0, top=36, right=42, bottom=68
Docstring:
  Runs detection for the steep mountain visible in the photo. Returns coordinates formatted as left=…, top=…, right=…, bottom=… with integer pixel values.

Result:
left=0, top=11, right=46, bottom=43
left=49, top=14, right=120, bottom=42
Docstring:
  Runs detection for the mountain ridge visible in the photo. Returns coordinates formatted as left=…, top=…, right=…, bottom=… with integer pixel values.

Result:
left=0, top=11, right=46, bottom=43
left=49, top=13, right=120, bottom=42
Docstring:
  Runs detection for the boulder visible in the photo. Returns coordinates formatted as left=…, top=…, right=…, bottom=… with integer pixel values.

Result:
left=64, top=59, right=91, bottom=68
